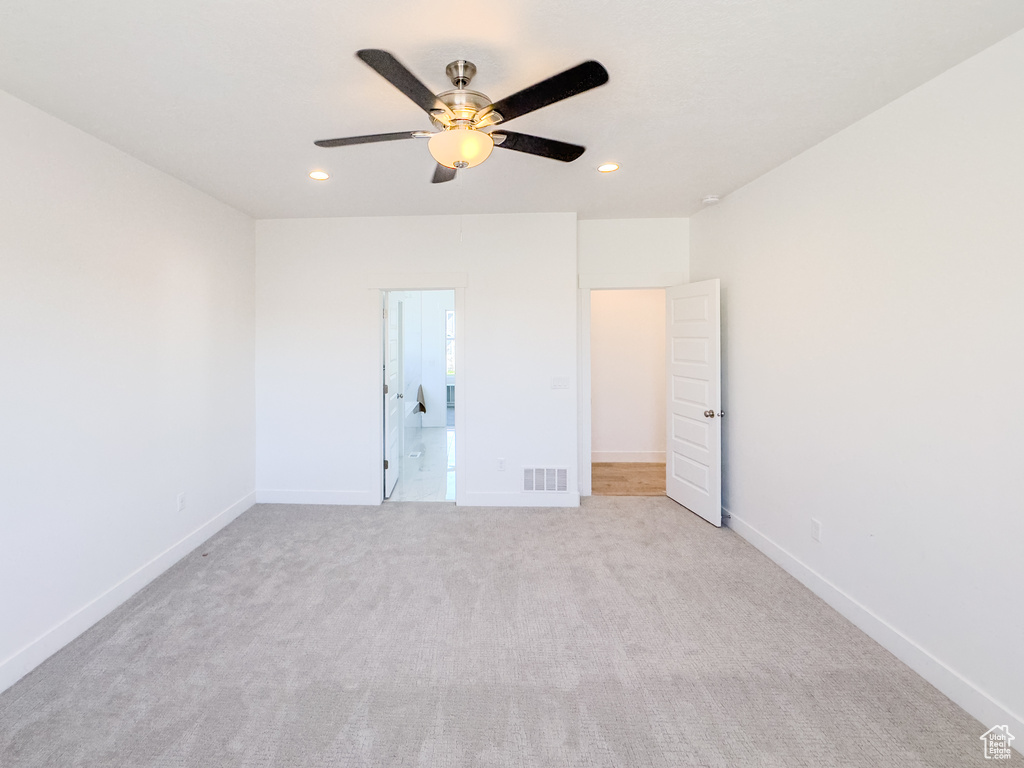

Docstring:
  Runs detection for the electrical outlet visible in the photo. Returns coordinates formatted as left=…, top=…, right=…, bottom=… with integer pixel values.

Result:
left=177, top=493, right=186, bottom=512
left=497, top=458, right=506, bottom=471
left=811, top=518, right=821, bottom=542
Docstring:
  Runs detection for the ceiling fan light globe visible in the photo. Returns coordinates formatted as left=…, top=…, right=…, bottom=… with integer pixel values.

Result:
left=428, top=127, right=493, bottom=169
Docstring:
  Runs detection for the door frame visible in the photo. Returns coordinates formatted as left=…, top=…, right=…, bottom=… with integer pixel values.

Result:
left=382, top=293, right=404, bottom=499
left=577, top=271, right=687, bottom=496
left=369, top=278, right=467, bottom=505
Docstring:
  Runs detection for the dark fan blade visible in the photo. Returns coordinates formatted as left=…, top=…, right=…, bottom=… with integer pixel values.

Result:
left=486, top=61, right=608, bottom=124
left=491, top=131, right=585, bottom=162
left=356, top=49, right=452, bottom=117
left=432, top=164, right=457, bottom=184
left=314, top=131, right=423, bottom=147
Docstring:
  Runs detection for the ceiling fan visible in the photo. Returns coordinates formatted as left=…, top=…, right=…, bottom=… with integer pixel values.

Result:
left=315, top=49, right=609, bottom=183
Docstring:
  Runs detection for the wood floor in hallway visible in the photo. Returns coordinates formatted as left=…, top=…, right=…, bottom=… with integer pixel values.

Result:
left=592, top=461, right=665, bottom=496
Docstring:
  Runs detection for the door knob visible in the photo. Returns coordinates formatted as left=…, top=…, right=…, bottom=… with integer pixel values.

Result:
left=397, top=393, right=404, bottom=398
left=704, top=409, right=725, bottom=418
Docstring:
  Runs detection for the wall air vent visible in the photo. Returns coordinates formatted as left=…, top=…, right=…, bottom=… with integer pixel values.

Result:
left=522, top=467, right=569, bottom=493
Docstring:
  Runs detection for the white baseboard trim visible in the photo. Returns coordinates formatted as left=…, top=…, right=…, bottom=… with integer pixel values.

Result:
left=459, top=491, right=581, bottom=508
left=0, top=491, right=256, bottom=694
left=725, top=508, right=1024, bottom=740
left=255, top=489, right=378, bottom=505
left=592, top=451, right=666, bottom=463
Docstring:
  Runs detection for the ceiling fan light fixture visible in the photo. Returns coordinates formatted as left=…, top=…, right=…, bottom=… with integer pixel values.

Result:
left=428, top=127, right=493, bottom=169
left=315, top=51, right=610, bottom=183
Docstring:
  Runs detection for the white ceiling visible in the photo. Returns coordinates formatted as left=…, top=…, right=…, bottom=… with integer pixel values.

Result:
left=2, top=1, right=1023, bottom=220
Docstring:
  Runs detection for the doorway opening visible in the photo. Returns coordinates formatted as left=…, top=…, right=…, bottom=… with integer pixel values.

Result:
left=590, top=288, right=667, bottom=496
left=382, top=289, right=456, bottom=502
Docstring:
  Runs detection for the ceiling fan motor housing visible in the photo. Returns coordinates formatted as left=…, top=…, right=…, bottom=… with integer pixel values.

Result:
left=431, top=88, right=494, bottom=128
left=429, top=61, right=505, bottom=130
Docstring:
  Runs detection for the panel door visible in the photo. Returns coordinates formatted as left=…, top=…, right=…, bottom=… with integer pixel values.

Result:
left=666, top=280, right=722, bottom=526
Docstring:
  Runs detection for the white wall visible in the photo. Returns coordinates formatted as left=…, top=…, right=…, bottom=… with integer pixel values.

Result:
left=255, top=213, right=578, bottom=506
left=419, top=290, right=455, bottom=428
left=0, top=90, right=256, bottom=691
left=590, top=289, right=666, bottom=462
left=689, top=30, right=1024, bottom=735
left=578, top=218, right=689, bottom=288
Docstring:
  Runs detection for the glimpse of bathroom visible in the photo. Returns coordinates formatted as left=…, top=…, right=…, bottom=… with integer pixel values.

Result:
left=386, top=289, right=455, bottom=502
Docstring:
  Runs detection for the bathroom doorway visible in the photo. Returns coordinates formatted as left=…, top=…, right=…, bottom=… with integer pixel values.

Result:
left=382, top=289, right=456, bottom=502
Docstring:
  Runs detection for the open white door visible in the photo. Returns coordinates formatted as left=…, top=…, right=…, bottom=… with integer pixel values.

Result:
left=383, top=293, right=402, bottom=499
left=666, top=279, right=722, bottom=526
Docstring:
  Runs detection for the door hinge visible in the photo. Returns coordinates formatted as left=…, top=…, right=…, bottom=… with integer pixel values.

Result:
left=384, top=459, right=389, bottom=470
left=383, top=383, right=388, bottom=395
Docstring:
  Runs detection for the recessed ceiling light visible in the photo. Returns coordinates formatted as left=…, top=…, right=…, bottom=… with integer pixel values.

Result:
left=309, top=170, right=330, bottom=181
left=597, top=163, right=619, bottom=173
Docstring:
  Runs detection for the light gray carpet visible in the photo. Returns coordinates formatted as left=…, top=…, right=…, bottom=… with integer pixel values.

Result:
left=0, top=498, right=985, bottom=766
